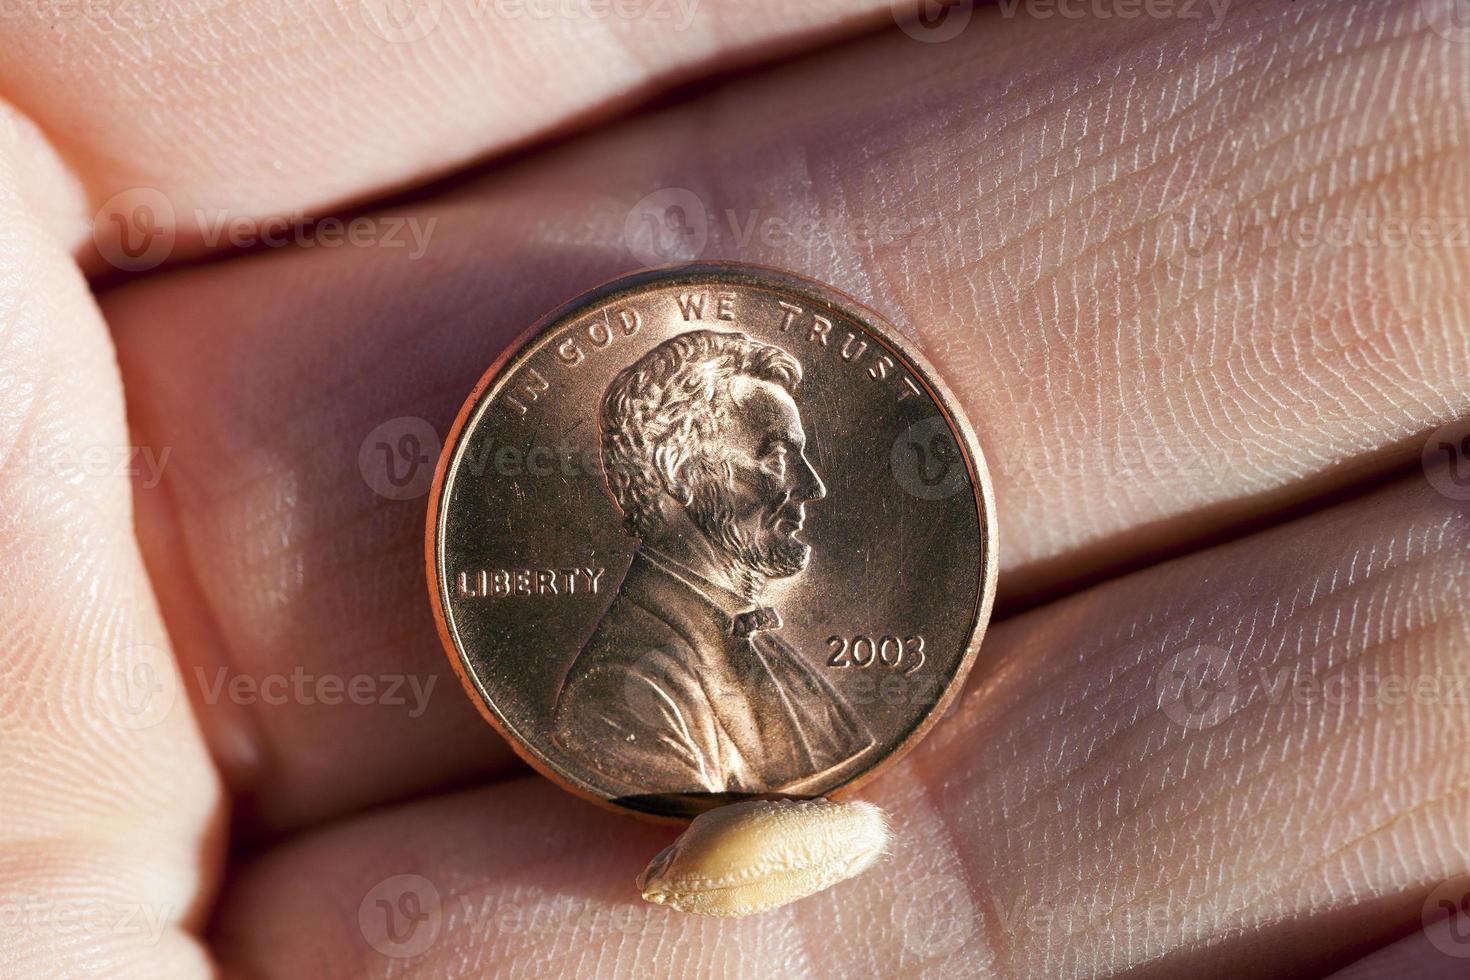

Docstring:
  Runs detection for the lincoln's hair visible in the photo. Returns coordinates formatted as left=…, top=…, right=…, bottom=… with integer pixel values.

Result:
left=600, top=329, right=802, bottom=538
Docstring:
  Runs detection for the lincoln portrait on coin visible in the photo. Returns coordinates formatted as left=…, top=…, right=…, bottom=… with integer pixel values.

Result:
left=552, top=328, right=874, bottom=796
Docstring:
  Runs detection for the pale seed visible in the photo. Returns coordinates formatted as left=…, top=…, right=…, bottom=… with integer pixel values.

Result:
left=637, top=798, right=892, bottom=917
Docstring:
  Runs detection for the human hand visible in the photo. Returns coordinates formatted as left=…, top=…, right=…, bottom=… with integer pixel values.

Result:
left=3, top=1, right=1468, bottom=976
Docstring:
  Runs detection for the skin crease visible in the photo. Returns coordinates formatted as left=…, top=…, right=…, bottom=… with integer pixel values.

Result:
left=0, top=1, right=1465, bottom=978
left=0, top=0, right=899, bottom=260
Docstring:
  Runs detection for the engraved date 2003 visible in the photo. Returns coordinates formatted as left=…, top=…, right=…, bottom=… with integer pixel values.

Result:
left=826, top=635, right=925, bottom=675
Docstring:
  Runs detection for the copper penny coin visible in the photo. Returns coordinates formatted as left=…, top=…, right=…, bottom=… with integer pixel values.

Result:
left=427, top=263, right=997, bottom=821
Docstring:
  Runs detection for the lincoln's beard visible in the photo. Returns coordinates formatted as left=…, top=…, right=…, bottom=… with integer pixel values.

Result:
left=686, top=457, right=809, bottom=594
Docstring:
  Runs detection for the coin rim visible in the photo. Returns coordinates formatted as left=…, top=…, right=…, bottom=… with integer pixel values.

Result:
left=425, top=261, right=999, bottom=823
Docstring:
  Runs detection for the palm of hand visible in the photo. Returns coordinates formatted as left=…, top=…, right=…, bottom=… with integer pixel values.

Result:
left=2, top=1, right=1468, bottom=977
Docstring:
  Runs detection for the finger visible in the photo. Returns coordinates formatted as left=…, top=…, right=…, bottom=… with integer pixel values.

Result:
left=0, top=108, right=222, bottom=974
left=0, top=0, right=897, bottom=267
left=102, top=0, right=1470, bottom=833
left=898, top=472, right=1470, bottom=978
left=1327, top=909, right=1470, bottom=979
left=208, top=472, right=1470, bottom=977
